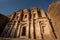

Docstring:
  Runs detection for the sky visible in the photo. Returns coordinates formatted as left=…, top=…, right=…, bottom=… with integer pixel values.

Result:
left=0, top=0, right=59, bottom=16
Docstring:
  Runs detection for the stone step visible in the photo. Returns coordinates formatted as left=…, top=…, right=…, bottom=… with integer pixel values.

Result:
left=0, top=38, right=59, bottom=40
left=0, top=38, right=42, bottom=40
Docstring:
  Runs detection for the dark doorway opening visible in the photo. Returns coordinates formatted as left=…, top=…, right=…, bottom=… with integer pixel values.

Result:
left=21, top=27, right=26, bottom=36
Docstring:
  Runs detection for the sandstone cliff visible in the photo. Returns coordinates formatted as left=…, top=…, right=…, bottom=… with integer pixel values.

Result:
left=47, top=1, right=60, bottom=40
left=0, top=14, right=9, bottom=35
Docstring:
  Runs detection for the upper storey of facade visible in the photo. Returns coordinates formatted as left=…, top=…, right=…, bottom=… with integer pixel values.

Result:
left=8, top=7, right=47, bottom=22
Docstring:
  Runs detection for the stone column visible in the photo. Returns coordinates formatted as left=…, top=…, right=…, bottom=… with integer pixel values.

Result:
left=35, top=20, right=42, bottom=40
left=40, top=7, right=46, bottom=17
left=6, top=21, right=14, bottom=36
left=10, top=21, right=18, bottom=37
left=26, top=22, right=29, bottom=39
left=42, top=20, right=55, bottom=40
left=16, top=23, right=21, bottom=37
left=19, top=24, right=22, bottom=38
left=42, top=22, right=51, bottom=40
left=9, top=15, right=14, bottom=21
left=30, top=19, right=34, bottom=39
